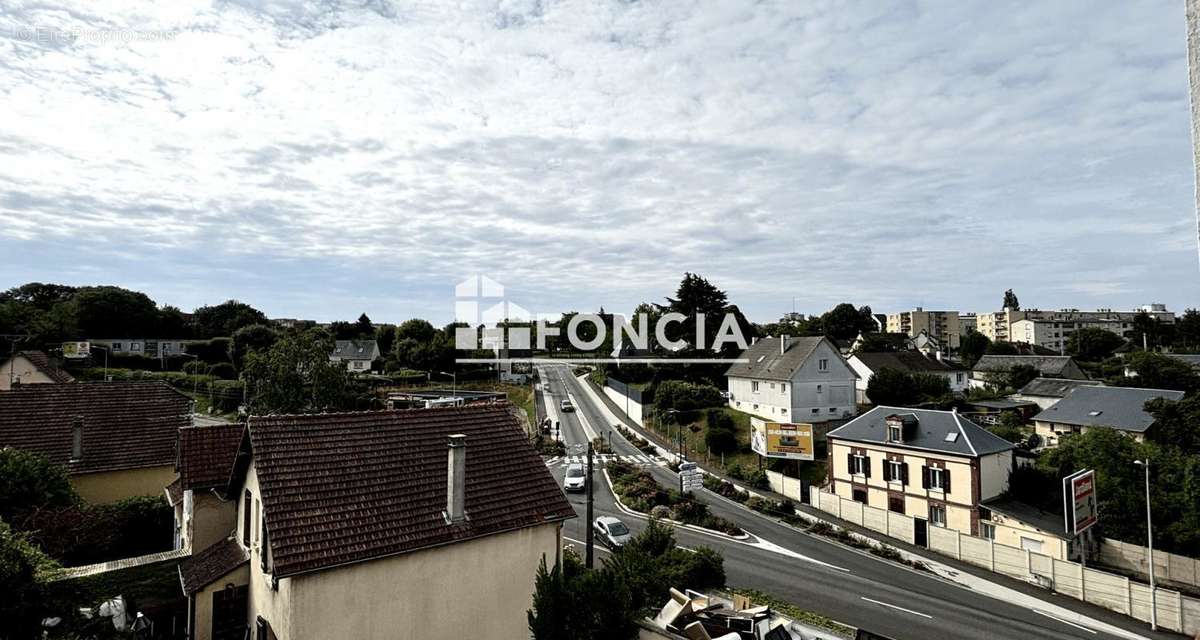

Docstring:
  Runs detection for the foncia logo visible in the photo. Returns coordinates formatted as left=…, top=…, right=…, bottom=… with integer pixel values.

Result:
left=453, top=274, right=749, bottom=364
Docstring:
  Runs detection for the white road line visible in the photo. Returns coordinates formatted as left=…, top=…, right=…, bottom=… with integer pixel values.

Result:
left=860, top=597, right=932, bottom=619
left=1031, top=610, right=1097, bottom=635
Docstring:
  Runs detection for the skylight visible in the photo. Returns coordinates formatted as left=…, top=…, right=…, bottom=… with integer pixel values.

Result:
left=1088, top=410, right=1102, bottom=416
left=944, top=432, right=959, bottom=442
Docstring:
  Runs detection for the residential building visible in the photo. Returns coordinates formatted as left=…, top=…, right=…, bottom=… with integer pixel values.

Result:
left=974, top=307, right=1174, bottom=343
left=725, top=336, right=857, bottom=423
left=0, top=350, right=74, bottom=389
left=89, top=338, right=198, bottom=358
left=959, top=314, right=977, bottom=334
left=0, top=382, right=192, bottom=503
left=978, top=497, right=1070, bottom=559
left=1011, top=317, right=1137, bottom=353
left=848, top=332, right=912, bottom=353
left=169, top=422, right=244, bottom=553
left=1031, top=386, right=1184, bottom=447
left=910, top=331, right=944, bottom=358
left=885, top=308, right=961, bottom=349
left=969, top=355, right=1088, bottom=389
left=330, top=339, right=380, bottom=372
left=825, top=407, right=1015, bottom=538
left=1010, top=377, right=1105, bottom=410
left=179, top=404, right=572, bottom=640
left=846, top=351, right=967, bottom=404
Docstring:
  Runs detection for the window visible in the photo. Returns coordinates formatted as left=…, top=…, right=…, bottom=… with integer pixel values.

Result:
left=828, top=407, right=836, bottom=414
left=253, top=500, right=260, bottom=545
left=243, top=490, right=252, bottom=547
left=885, top=460, right=906, bottom=484
left=131, top=343, right=141, bottom=352
left=887, top=424, right=901, bottom=442
left=811, top=408, right=819, bottom=414
left=751, top=381, right=759, bottom=392
left=956, top=373, right=964, bottom=384
left=816, top=384, right=822, bottom=393
left=852, top=488, right=868, bottom=504
left=260, top=513, right=270, bottom=572
left=923, top=466, right=950, bottom=493
left=848, top=454, right=870, bottom=477
left=888, top=495, right=905, bottom=514
left=929, top=504, right=946, bottom=527
left=112, top=342, right=122, bottom=351
left=769, top=383, right=775, bottom=390
left=780, top=383, right=787, bottom=393
left=981, top=523, right=996, bottom=540
left=818, top=359, right=829, bottom=371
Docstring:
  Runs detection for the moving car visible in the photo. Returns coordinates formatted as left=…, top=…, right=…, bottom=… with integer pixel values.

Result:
left=563, top=463, right=586, bottom=493
left=560, top=399, right=574, bottom=413
left=593, top=516, right=632, bottom=549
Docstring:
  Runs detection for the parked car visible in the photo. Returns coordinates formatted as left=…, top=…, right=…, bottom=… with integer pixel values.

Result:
left=563, top=463, right=586, bottom=493
left=560, top=399, right=574, bottom=413
left=593, top=516, right=632, bottom=549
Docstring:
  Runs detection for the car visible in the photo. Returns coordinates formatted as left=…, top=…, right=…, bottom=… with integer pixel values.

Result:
left=593, top=516, right=632, bottom=549
left=559, top=399, right=574, bottom=413
left=563, top=463, right=586, bottom=493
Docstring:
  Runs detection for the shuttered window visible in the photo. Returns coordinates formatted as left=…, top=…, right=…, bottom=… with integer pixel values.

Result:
left=242, top=490, right=252, bottom=547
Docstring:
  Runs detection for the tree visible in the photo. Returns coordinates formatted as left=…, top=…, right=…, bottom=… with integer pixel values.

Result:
left=661, top=273, right=729, bottom=350
left=959, top=330, right=991, bottom=368
left=865, top=368, right=949, bottom=406
left=1144, top=394, right=1200, bottom=455
left=1001, top=364, right=1039, bottom=391
left=1065, top=328, right=1124, bottom=362
left=231, top=323, right=279, bottom=369
left=192, top=300, right=268, bottom=338
left=243, top=329, right=362, bottom=414
left=395, top=319, right=438, bottom=345
left=1173, top=308, right=1200, bottom=351
left=0, top=282, right=77, bottom=309
left=1002, top=289, right=1020, bottom=311
left=0, top=520, right=61, bottom=640
left=0, top=449, right=78, bottom=525
left=158, top=305, right=191, bottom=338
left=527, top=556, right=573, bottom=640
left=1130, top=311, right=1174, bottom=351
left=818, top=303, right=875, bottom=341
left=1120, top=352, right=1200, bottom=393
left=985, top=341, right=1019, bottom=356
left=72, top=286, right=161, bottom=338
left=355, top=313, right=374, bottom=338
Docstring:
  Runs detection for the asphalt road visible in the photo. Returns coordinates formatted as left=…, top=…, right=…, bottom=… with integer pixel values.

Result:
left=534, top=363, right=1178, bottom=640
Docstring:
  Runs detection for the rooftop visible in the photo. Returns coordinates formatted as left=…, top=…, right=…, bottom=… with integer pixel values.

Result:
left=8, top=350, right=75, bottom=384
left=1016, top=377, right=1105, bottom=398
left=178, top=422, right=244, bottom=490
left=827, top=406, right=1014, bottom=457
left=851, top=351, right=963, bottom=373
left=973, top=355, right=1085, bottom=378
left=725, top=336, right=828, bottom=381
left=179, top=537, right=248, bottom=595
left=1031, top=385, right=1184, bottom=433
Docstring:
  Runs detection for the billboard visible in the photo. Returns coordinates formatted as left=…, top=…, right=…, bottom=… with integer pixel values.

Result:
left=751, top=418, right=814, bottom=461
left=61, top=342, right=90, bottom=359
left=1063, top=469, right=1098, bottom=536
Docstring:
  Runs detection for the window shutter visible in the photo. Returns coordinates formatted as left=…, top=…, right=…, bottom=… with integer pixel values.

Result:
left=921, top=466, right=929, bottom=489
left=260, top=521, right=269, bottom=572
left=943, top=469, right=952, bottom=493
left=901, top=463, right=910, bottom=485
left=882, top=461, right=892, bottom=482
left=847, top=453, right=854, bottom=473
left=242, top=490, right=251, bottom=547
left=863, top=457, right=871, bottom=479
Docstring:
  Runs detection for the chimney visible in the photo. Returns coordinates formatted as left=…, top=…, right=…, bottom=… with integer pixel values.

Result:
left=71, top=416, right=83, bottom=461
left=445, top=434, right=467, bottom=524
left=780, top=335, right=789, bottom=355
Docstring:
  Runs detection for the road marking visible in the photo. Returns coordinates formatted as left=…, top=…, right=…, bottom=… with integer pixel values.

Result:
left=859, top=597, right=932, bottom=619
left=1031, top=610, right=1097, bottom=635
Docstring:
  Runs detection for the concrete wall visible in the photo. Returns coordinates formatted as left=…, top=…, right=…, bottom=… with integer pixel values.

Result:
left=192, top=491, right=237, bottom=553
left=603, top=383, right=645, bottom=425
left=1100, top=539, right=1200, bottom=589
left=72, top=465, right=176, bottom=504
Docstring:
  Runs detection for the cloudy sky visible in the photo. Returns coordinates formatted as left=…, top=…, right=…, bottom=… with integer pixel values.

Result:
left=0, top=0, right=1197, bottom=324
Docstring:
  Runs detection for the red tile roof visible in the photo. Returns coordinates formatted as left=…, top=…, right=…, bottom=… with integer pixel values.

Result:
left=0, top=381, right=191, bottom=475
left=234, top=404, right=572, bottom=578
left=179, top=537, right=248, bottom=595
left=9, top=350, right=75, bottom=384
left=178, top=423, right=244, bottom=490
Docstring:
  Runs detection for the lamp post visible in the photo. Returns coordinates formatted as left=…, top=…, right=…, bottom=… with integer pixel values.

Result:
left=178, top=353, right=200, bottom=396
left=1134, top=459, right=1156, bottom=631
left=436, top=370, right=458, bottom=404
left=92, top=345, right=109, bottom=381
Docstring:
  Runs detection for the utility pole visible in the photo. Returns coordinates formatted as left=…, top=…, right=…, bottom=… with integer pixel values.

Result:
left=1135, top=459, right=1157, bottom=630
left=585, top=441, right=594, bottom=569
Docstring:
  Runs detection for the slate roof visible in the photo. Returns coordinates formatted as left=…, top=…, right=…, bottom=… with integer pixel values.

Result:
left=179, top=537, right=248, bottom=595
left=1016, top=377, right=1104, bottom=399
left=973, top=355, right=1084, bottom=378
left=1164, top=354, right=1200, bottom=368
left=232, top=404, right=573, bottom=578
left=0, top=382, right=191, bottom=475
left=852, top=351, right=963, bottom=374
left=725, top=336, right=828, bottom=381
left=178, top=423, right=244, bottom=491
left=826, top=406, right=1015, bottom=457
left=1031, top=386, right=1184, bottom=433
left=982, top=497, right=1066, bottom=537
left=331, top=340, right=379, bottom=361
left=10, top=350, right=75, bottom=383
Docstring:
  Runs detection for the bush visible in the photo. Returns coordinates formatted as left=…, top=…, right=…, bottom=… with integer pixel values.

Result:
left=0, top=449, right=78, bottom=524
left=745, top=469, right=770, bottom=490
left=653, top=380, right=724, bottom=415
left=182, top=360, right=208, bottom=375
left=704, top=423, right=737, bottom=455
left=207, top=362, right=237, bottom=379
left=21, top=496, right=174, bottom=566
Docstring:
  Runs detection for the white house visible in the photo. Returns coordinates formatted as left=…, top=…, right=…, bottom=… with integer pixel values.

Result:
left=725, top=336, right=857, bottom=423
left=846, top=351, right=967, bottom=404
left=330, top=339, right=380, bottom=372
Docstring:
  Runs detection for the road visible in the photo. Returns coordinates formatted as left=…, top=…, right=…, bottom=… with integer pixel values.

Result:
left=534, top=363, right=1176, bottom=640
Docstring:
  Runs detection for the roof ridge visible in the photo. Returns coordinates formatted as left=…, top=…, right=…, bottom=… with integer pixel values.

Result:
left=952, top=412, right=978, bottom=456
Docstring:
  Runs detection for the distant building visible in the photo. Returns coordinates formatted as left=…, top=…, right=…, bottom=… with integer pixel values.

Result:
left=330, top=339, right=380, bottom=372
left=0, top=382, right=192, bottom=503
left=848, top=332, right=912, bottom=354
left=1010, top=317, right=1136, bottom=353
left=970, top=355, right=1088, bottom=389
left=89, top=338, right=199, bottom=358
left=979, top=497, right=1071, bottom=560
left=959, top=313, right=977, bottom=334
left=725, top=336, right=857, bottom=423
left=1031, top=386, right=1184, bottom=447
left=1010, top=377, right=1105, bottom=410
left=826, top=407, right=1015, bottom=539
left=846, top=351, right=967, bottom=404
left=974, top=307, right=1174, bottom=343
left=178, top=405, right=572, bottom=640
left=885, top=308, right=961, bottom=349
left=0, top=350, right=74, bottom=390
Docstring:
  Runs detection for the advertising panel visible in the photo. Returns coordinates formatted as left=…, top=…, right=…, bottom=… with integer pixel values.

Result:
left=751, top=418, right=814, bottom=461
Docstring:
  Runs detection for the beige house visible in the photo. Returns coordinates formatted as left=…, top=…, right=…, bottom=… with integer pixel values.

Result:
left=885, top=308, right=961, bottom=349
left=168, top=422, right=244, bottom=552
left=0, top=350, right=74, bottom=390
left=979, top=497, right=1070, bottom=560
left=179, top=404, right=573, bottom=640
left=0, top=381, right=191, bottom=503
left=826, top=407, right=1014, bottom=538
left=1031, top=385, right=1184, bottom=448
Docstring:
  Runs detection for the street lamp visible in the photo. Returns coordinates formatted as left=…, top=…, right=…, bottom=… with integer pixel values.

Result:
left=1134, top=459, right=1157, bottom=631
left=91, top=345, right=110, bottom=381
left=436, top=370, right=458, bottom=404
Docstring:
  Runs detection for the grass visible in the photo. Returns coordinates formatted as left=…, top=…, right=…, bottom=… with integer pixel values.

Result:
left=727, top=588, right=856, bottom=638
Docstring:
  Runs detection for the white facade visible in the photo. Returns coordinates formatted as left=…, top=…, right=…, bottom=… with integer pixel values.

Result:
left=728, top=340, right=857, bottom=423
left=846, top=355, right=967, bottom=404
left=1011, top=317, right=1134, bottom=353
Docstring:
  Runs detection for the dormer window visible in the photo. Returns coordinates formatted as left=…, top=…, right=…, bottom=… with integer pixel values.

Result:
left=887, top=423, right=902, bottom=442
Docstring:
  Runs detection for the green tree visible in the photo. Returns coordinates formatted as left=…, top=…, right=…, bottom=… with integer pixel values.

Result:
left=1173, top=308, right=1200, bottom=351
left=72, top=286, right=161, bottom=337
left=985, top=341, right=1019, bottom=356
left=1065, top=328, right=1124, bottom=362
left=0, top=449, right=78, bottom=525
left=865, top=369, right=949, bottom=406
left=192, top=300, right=268, bottom=338
left=243, top=329, right=361, bottom=414
left=158, top=305, right=191, bottom=338
left=959, top=330, right=991, bottom=368
left=395, top=318, right=438, bottom=345
left=818, top=303, right=875, bottom=341
left=1002, top=364, right=1039, bottom=391
left=1143, top=394, right=1200, bottom=455
left=231, top=323, right=279, bottom=369
left=355, top=313, right=374, bottom=338
left=527, top=556, right=573, bottom=640
left=1130, top=312, right=1174, bottom=351
left=1119, top=352, right=1200, bottom=393
left=0, top=520, right=62, bottom=640
left=1002, top=289, right=1020, bottom=311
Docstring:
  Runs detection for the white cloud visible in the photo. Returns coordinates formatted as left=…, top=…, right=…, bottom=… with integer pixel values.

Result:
left=0, top=0, right=1195, bottom=322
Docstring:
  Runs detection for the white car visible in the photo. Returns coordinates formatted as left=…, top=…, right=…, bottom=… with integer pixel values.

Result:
left=563, top=463, right=586, bottom=493
left=560, top=399, right=574, bottom=413
left=593, top=516, right=632, bottom=549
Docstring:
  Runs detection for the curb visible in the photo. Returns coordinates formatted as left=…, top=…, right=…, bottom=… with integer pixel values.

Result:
left=602, top=469, right=752, bottom=542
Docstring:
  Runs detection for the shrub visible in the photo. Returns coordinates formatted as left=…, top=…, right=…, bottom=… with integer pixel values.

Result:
left=650, top=505, right=671, bottom=520
left=207, top=362, right=237, bottom=379
left=745, top=469, right=770, bottom=490
left=21, top=495, right=174, bottom=566
left=182, top=360, right=209, bottom=375
left=0, top=449, right=78, bottom=524
left=704, top=423, right=738, bottom=455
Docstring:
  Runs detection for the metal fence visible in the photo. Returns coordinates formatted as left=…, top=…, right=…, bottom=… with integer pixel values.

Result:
left=811, top=488, right=1200, bottom=636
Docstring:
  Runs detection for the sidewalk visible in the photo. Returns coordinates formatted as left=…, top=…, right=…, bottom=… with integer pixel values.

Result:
left=576, top=375, right=1168, bottom=640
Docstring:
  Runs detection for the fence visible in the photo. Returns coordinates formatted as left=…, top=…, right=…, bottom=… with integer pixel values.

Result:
left=810, top=488, right=1200, bottom=636
left=1100, top=538, right=1200, bottom=590
left=603, top=377, right=648, bottom=425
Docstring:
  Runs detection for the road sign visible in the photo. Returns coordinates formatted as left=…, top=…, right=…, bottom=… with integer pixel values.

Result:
left=750, top=418, right=814, bottom=461
left=1063, top=469, right=1098, bottom=536
left=679, top=462, right=703, bottom=492
left=62, top=342, right=90, bottom=359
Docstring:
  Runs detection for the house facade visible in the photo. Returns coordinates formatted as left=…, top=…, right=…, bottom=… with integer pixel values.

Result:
left=179, top=404, right=572, bottom=640
left=330, top=339, right=380, bottom=372
left=0, top=381, right=192, bottom=503
left=725, top=336, right=857, bottom=423
left=0, top=350, right=74, bottom=390
left=1031, top=385, right=1184, bottom=447
left=846, top=351, right=967, bottom=404
left=826, top=407, right=1015, bottom=538
left=969, top=355, right=1088, bottom=389
left=170, top=422, right=244, bottom=553
left=89, top=338, right=198, bottom=358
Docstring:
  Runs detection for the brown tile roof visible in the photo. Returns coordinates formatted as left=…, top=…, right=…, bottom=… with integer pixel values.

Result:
left=178, top=423, right=244, bottom=490
left=179, top=537, right=248, bottom=595
left=14, top=350, right=75, bottom=383
left=0, top=381, right=192, bottom=475
left=235, top=404, right=573, bottom=578
left=165, top=476, right=183, bottom=505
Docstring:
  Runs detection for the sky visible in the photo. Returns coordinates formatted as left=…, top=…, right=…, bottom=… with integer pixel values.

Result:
left=0, top=0, right=1197, bottom=325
